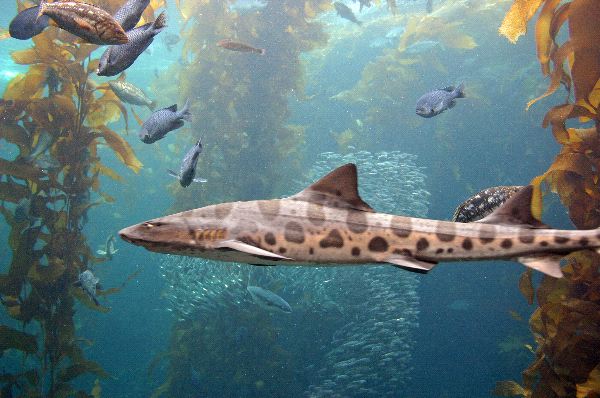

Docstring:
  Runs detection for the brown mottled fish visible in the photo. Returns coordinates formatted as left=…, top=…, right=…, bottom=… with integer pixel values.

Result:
left=37, top=0, right=128, bottom=45
left=119, top=164, right=600, bottom=279
left=217, top=39, right=265, bottom=55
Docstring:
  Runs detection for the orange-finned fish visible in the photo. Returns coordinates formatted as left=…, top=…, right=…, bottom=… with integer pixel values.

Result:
left=37, top=0, right=128, bottom=45
left=217, top=39, right=265, bottom=55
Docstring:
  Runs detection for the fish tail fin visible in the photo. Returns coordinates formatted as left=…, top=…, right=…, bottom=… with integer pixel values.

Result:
left=179, top=98, right=192, bottom=121
left=454, top=82, right=465, bottom=98
left=153, top=11, right=167, bottom=32
left=518, top=254, right=563, bottom=278
left=36, top=0, right=47, bottom=22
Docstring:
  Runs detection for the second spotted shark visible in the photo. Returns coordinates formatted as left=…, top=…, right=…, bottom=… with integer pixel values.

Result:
left=119, top=164, right=600, bottom=278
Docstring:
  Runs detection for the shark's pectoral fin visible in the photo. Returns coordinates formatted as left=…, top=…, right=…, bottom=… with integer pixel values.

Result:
left=386, top=256, right=437, bottom=274
left=517, top=254, right=564, bottom=278
left=216, top=240, right=292, bottom=261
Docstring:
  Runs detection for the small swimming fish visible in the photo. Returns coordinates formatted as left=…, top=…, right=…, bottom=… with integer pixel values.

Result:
left=74, top=270, right=101, bottom=306
left=9, top=6, right=49, bottom=40
left=139, top=99, right=191, bottom=144
left=353, top=0, right=373, bottom=12
left=97, top=11, right=166, bottom=76
left=167, top=139, right=207, bottom=187
left=217, top=39, right=265, bottom=55
left=452, top=185, right=524, bottom=223
left=426, top=0, right=433, bottom=13
left=45, top=67, right=60, bottom=96
left=97, top=235, right=118, bottom=260
left=108, top=79, right=156, bottom=110
left=416, top=83, right=465, bottom=118
left=36, top=0, right=128, bottom=45
left=113, top=0, right=150, bottom=32
left=26, top=132, right=53, bottom=161
left=162, top=32, right=180, bottom=51
left=333, top=2, right=362, bottom=26
left=247, top=285, right=292, bottom=313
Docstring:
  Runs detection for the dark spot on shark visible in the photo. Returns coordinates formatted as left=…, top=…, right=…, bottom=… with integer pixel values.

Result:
left=265, top=232, right=276, bottom=246
left=447, top=248, right=454, bottom=253
left=240, top=236, right=260, bottom=247
left=279, top=247, right=287, bottom=254
left=554, top=236, right=569, bottom=244
left=368, top=237, right=388, bottom=252
left=335, top=189, right=342, bottom=196
left=320, top=229, right=344, bottom=248
left=309, top=247, right=314, bottom=255
left=540, top=240, right=548, bottom=247
left=579, top=237, right=589, bottom=246
left=436, top=248, right=444, bottom=254
left=284, top=221, right=305, bottom=244
left=436, top=233, right=455, bottom=242
left=394, top=248, right=412, bottom=256
left=462, top=238, right=473, bottom=251
left=519, top=234, right=534, bottom=244
left=351, top=247, right=360, bottom=256
left=416, top=238, right=429, bottom=251
left=501, top=239, right=513, bottom=249
left=258, top=200, right=280, bottom=220
left=391, top=216, right=412, bottom=238
left=214, top=203, right=233, bottom=219
left=347, top=211, right=368, bottom=234
left=307, top=203, right=325, bottom=226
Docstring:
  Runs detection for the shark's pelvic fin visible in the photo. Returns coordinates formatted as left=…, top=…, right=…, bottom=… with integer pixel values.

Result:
left=476, top=185, right=549, bottom=228
left=517, top=254, right=564, bottom=278
left=386, top=256, right=437, bottom=274
left=216, top=239, right=292, bottom=261
left=290, top=163, right=375, bottom=212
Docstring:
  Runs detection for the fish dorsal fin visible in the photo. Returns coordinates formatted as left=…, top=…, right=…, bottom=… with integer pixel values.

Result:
left=441, top=86, right=455, bottom=92
left=290, top=163, right=374, bottom=212
left=476, top=185, right=548, bottom=228
left=165, top=104, right=177, bottom=112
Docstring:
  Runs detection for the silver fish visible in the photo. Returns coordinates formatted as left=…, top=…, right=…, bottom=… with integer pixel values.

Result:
left=453, top=186, right=524, bottom=223
left=108, top=79, right=156, bottom=110
left=113, top=0, right=150, bottom=31
left=97, top=11, right=166, bottom=77
left=247, top=285, right=292, bottom=313
left=139, top=99, right=191, bottom=144
left=97, top=235, right=118, bottom=260
left=167, top=139, right=207, bottom=187
left=416, top=83, right=465, bottom=118
left=119, top=163, right=600, bottom=279
left=37, top=0, right=128, bottom=45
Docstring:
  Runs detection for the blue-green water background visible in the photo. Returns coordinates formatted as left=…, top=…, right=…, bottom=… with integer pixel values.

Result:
left=0, top=1, right=574, bottom=396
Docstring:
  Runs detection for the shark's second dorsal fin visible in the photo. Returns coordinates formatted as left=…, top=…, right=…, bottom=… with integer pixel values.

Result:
left=291, top=163, right=374, bottom=212
left=476, top=185, right=548, bottom=228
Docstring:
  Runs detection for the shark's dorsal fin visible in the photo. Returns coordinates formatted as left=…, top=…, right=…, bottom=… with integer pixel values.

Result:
left=476, top=185, right=548, bottom=228
left=291, top=163, right=374, bottom=212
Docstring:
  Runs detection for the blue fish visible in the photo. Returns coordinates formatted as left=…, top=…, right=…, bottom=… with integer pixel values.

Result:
left=113, top=0, right=150, bottom=32
left=416, top=83, right=465, bottom=118
left=9, top=6, right=49, bottom=40
left=167, top=139, right=207, bottom=187
left=139, top=99, right=191, bottom=144
left=247, top=285, right=292, bottom=313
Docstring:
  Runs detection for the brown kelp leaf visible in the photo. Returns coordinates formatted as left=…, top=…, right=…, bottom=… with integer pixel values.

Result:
left=499, top=0, right=544, bottom=44
left=530, top=174, right=546, bottom=221
left=0, top=325, right=37, bottom=354
left=97, top=127, right=143, bottom=173
left=0, top=182, right=29, bottom=204
left=0, top=158, right=43, bottom=180
left=27, top=258, right=66, bottom=284
left=93, top=162, right=123, bottom=182
left=70, top=287, right=110, bottom=313
left=519, top=269, right=535, bottom=305
left=526, top=41, right=573, bottom=110
left=91, top=379, right=101, bottom=398
left=534, top=0, right=563, bottom=75
left=3, top=65, right=46, bottom=100
left=576, top=364, right=600, bottom=398
left=492, top=380, right=527, bottom=396
left=58, top=360, right=109, bottom=383
left=568, top=0, right=600, bottom=107
left=11, top=48, right=40, bottom=65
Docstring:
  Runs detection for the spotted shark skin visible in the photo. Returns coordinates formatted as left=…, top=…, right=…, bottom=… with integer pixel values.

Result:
left=119, top=164, right=600, bottom=278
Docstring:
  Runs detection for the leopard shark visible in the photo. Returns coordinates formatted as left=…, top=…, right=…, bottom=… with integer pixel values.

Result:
left=119, top=163, right=600, bottom=278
